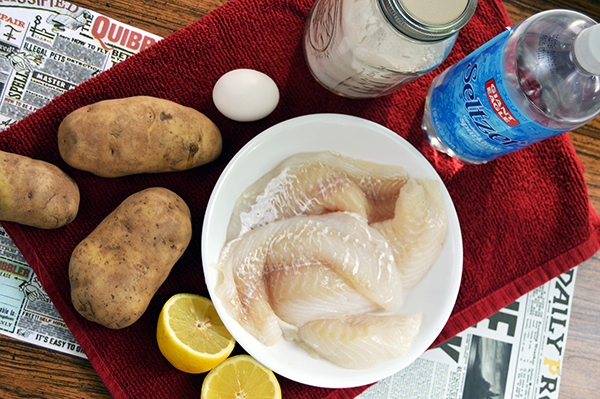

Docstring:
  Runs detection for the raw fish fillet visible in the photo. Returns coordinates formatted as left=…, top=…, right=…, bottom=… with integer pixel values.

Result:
left=265, top=261, right=380, bottom=327
left=297, top=313, right=422, bottom=369
left=226, top=151, right=408, bottom=241
left=215, top=212, right=403, bottom=346
left=372, top=178, right=448, bottom=291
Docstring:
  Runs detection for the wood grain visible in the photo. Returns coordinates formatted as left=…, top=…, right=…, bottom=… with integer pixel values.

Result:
left=0, top=0, right=599, bottom=398
left=0, top=336, right=111, bottom=398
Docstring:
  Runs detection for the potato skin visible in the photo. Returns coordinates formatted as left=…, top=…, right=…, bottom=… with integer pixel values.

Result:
left=58, top=96, right=222, bottom=178
left=0, top=150, right=80, bottom=229
left=69, top=187, right=192, bottom=329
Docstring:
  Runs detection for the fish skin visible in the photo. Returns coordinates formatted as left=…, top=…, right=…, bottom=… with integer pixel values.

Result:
left=297, top=313, right=422, bottom=369
left=226, top=151, right=408, bottom=241
left=215, top=212, right=403, bottom=346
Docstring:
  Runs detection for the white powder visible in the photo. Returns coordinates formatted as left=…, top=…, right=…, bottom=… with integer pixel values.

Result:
left=304, top=0, right=457, bottom=97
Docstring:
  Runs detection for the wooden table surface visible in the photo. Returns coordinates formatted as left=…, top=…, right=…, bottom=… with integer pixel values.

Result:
left=0, top=0, right=599, bottom=398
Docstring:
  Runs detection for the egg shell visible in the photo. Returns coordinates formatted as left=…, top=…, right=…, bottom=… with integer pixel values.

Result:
left=212, top=69, right=280, bottom=122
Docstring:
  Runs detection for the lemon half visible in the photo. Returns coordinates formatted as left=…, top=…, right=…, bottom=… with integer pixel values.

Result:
left=156, top=293, right=235, bottom=374
left=201, top=354, right=282, bottom=399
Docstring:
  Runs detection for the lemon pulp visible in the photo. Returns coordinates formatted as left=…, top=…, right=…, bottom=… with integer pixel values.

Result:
left=201, top=354, right=282, bottom=399
left=156, top=293, right=235, bottom=374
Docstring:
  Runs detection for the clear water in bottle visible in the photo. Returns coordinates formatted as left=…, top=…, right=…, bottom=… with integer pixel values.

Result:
left=422, top=9, right=600, bottom=163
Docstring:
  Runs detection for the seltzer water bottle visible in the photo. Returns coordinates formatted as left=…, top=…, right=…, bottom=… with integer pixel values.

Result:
left=421, top=9, right=600, bottom=163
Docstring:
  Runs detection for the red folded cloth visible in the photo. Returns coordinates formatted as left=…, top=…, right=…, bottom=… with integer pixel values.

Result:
left=1, top=0, right=599, bottom=398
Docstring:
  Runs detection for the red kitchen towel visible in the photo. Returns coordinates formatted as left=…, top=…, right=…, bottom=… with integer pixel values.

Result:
left=1, top=0, right=599, bottom=398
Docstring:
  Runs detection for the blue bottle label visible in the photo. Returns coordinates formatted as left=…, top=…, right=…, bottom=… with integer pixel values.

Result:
left=429, top=29, right=565, bottom=162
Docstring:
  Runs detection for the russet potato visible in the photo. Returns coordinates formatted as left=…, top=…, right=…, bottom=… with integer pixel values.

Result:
left=0, top=150, right=79, bottom=229
left=69, top=187, right=192, bottom=329
left=58, top=96, right=222, bottom=178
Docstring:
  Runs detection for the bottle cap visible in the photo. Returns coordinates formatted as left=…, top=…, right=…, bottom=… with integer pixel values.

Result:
left=378, top=0, right=478, bottom=41
left=574, top=24, right=600, bottom=75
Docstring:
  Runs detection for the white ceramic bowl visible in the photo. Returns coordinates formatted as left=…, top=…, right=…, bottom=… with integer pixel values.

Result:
left=201, top=114, right=462, bottom=388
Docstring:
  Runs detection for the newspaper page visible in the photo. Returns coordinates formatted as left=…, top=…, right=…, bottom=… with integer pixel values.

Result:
left=358, top=268, right=576, bottom=399
left=0, top=1, right=161, bottom=358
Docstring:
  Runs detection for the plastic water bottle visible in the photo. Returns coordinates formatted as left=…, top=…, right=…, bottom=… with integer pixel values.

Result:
left=421, top=9, right=600, bottom=164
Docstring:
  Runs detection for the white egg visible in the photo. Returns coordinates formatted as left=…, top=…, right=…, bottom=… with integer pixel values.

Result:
left=212, top=69, right=280, bottom=122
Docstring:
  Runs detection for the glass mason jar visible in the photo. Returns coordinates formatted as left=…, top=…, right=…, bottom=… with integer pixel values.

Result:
left=303, top=0, right=478, bottom=98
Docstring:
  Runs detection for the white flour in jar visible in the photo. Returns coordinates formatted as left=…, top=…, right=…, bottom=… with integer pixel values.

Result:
left=304, top=0, right=457, bottom=97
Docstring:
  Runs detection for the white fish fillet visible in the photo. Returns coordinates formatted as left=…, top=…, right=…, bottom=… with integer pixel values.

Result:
left=372, top=178, right=448, bottom=291
left=266, top=261, right=380, bottom=327
left=216, top=153, right=448, bottom=368
left=215, top=212, right=403, bottom=346
left=226, top=151, right=408, bottom=241
left=297, top=313, right=422, bottom=369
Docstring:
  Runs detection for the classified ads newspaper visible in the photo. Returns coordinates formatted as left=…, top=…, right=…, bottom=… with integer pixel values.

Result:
left=0, top=0, right=160, bottom=128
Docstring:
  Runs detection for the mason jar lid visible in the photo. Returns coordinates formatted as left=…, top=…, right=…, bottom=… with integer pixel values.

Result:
left=378, top=0, right=478, bottom=42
